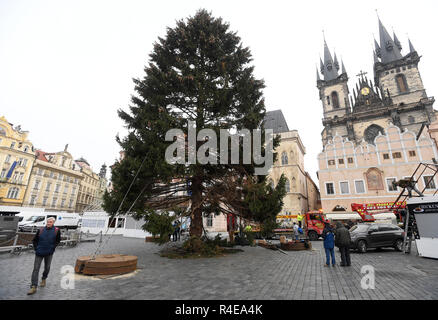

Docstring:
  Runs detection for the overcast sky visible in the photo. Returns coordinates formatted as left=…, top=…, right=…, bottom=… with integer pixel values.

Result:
left=1, top=0, right=437, bottom=184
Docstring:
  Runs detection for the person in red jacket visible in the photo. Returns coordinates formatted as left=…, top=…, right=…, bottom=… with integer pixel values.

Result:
left=27, top=217, right=61, bottom=295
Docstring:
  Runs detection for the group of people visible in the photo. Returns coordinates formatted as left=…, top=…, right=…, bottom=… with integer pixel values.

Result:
left=322, top=221, right=352, bottom=267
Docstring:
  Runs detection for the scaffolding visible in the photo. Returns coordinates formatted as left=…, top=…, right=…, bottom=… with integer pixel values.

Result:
left=390, top=160, right=438, bottom=254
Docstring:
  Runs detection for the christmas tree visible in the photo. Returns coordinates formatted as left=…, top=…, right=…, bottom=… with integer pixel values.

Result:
left=103, top=9, right=286, bottom=240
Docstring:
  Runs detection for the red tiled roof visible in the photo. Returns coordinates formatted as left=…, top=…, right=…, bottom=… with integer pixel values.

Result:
left=35, top=150, right=55, bottom=162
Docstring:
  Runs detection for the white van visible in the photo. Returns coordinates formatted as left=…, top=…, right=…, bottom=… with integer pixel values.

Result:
left=18, top=212, right=81, bottom=232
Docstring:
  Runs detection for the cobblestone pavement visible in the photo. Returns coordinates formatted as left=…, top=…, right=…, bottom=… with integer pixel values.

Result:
left=1, top=235, right=437, bottom=300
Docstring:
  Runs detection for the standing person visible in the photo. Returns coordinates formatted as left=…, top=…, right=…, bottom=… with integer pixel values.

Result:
left=297, top=214, right=303, bottom=229
left=293, top=222, right=299, bottom=241
left=172, top=221, right=178, bottom=242
left=334, top=222, right=352, bottom=267
left=28, top=217, right=61, bottom=295
left=322, top=222, right=335, bottom=267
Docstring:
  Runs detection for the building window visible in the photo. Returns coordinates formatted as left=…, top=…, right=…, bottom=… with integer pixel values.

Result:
left=396, top=74, right=408, bottom=93
left=383, top=153, right=390, bottom=160
left=331, top=91, right=339, bottom=108
left=326, top=96, right=330, bottom=105
left=355, top=180, right=365, bottom=194
left=10, top=142, right=15, bottom=148
left=51, top=197, right=58, bottom=207
left=30, top=195, right=37, bottom=205
left=64, top=185, right=68, bottom=194
left=328, top=160, right=335, bottom=166
left=364, top=124, right=384, bottom=145
left=59, top=173, right=63, bottom=181
left=5, top=154, right=11, bottom=163
left=55, top=184, right=60, bottom=193
left=340, top=181, right=349, bottom=194
left=338, top=159, right=344, bottom=165
left=281, top=152, right=288, bottom=165
left=61, top=199, right=66, bottom=207
left=46, top=182, right=52, bottom=192
left=392, top=152, right=402, bottom=159
left=68, top=199, right=73, bottom=208
left=409, top=150, right=416, bottom=157
left=386, top=178, right=398, bottom=192
left=72, top=186, right=76, bottom=195
left=285, top=179, right=290, bottom=193
left=108, top=218, right=116, bottom=228
left=42, top=197, right=48, bottom=206
left=206, top=214, right=213, bottom=227
left=117, top=218, right=125, bottom=228
left=325, top=183, right=335, bottom=195
left=0, top=169, right=6, bottom=178
left=423, top=176, right=436, bottom=190
left=347, top=157, right=353, bottom=164
left=6, top=187, right=19, bottom=199
left=34, top=180, right=41, bottom=190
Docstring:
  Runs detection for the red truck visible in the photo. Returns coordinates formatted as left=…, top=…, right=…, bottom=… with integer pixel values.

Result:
left=274, top=210, right=330, bottom=241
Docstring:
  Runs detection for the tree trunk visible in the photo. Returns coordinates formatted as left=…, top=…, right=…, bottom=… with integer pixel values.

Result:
left=190, top=176, right=203, bottom=237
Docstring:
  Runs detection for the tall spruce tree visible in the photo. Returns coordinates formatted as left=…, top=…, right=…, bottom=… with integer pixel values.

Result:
left=103, top=9, right=286, bottom=239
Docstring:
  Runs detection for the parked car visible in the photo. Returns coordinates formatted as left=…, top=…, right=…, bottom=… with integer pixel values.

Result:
left=349, top=223, right=405, bottom=253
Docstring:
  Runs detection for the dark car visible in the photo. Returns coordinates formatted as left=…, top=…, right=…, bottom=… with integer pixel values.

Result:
left=349, top=223, right=405, bottom=253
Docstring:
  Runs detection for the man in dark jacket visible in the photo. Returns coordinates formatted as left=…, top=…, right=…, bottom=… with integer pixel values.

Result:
left=28, top=217, right=61, bottom=295
left=334, top=222, right=351, bottom=267
left=322, top=223, right=335, bottom=267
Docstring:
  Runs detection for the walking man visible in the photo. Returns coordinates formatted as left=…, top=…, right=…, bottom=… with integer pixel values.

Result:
left=334, top=222, right=352, bottom=267
left=28, top=217, right=61, bottom=295
left=322, top=222, right=335, bottom=267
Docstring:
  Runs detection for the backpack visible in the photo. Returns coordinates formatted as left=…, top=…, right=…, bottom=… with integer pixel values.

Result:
left=298, top=227, right=303, bottom=234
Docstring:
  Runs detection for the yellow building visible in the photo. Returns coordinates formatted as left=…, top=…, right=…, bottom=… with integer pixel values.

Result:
left=22, top=145, right=83, bottom=212
left=0, top=116, right=36, bottom=206
left=75, top=158, right=107, bottom=212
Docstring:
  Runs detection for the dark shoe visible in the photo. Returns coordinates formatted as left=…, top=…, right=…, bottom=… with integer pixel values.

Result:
left=340, top=264, right=346, bottom=267
left=347, top=264, right=351, bottom=266
left=324, top=264, right=329, bottom=267
left=332, top=264, right=336, bottom=267
left=27, top=286, right=37, bottom=295
left=40, top=279, right=46, bottom=287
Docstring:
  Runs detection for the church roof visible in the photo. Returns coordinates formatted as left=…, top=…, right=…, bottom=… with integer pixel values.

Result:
left=264, top=110, right=290, bottom=134
left=376, top=17, right=403, bottom=64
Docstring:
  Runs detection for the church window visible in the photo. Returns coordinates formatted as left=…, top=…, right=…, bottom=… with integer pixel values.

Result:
left=423, top=176, right=436, bottom=189
left=386, top=178, right=398, bottom=192
left=409, top=151, right=416, bottom=157
left=325, top=183, right=335, bottom=195
left=408, top=116, right=415, bottom=124
left=328, top=160, right=335, bottom=166
left=340, top=181, right=349, bottom=194
left=331, top=91, right=339, bottom=108
left=281, top=152, right=288, bottom=165
left=285, top=179, right=290, bottom=193
left=364, top=124, right=384, bottom=145
left=326, top=96, right=330, bottom=105
left=347, top=157, right=353, bottom=164
left=396, top=74, right=408, bottom=93
left=338, top=159, right=344, bottom=165
left=383, top=153, right=390, bottom=160
left=392, top=152, right=402, bottom=159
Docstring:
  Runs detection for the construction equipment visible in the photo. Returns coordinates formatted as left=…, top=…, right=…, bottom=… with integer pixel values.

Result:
left=274, top=210, right=329, bottom=241
left=389, top=161, right=438, bottom=257
left=351, top=202, right=406, bottom=223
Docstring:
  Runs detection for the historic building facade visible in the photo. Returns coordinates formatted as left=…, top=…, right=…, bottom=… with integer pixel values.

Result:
left=0, top=116, right=36, bottom=206
left=75, top=158, right=108, bottom=212
left=265, top=110, right=321, bottom=215
left=22, top=146, right=83, bottom=212
left=316, top=18, right=437, bottom=213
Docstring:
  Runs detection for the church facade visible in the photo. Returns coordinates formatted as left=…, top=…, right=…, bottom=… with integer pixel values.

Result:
left=316, top=17, right=438, bottom=213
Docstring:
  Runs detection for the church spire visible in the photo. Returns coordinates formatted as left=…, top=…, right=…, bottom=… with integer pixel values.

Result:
left=373, top=50, right=379, bottom=64
left=374, top=38, right=381, bottom=58
left=316, top=65, right=321, bottom=81
left=322, top=37, right=339, bottom=81
left=408, top=38, right=416, bottom=53
left=341, top=59, right=347, bottom=75
left=393, top=31, right=402, bottom=51
left=377, top=17, right=403, bottom=63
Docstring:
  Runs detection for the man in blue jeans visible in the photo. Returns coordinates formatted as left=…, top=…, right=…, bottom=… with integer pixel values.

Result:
left=322, top=222, right=335, bottom=267
left=27, top=217, right=61, bottom=295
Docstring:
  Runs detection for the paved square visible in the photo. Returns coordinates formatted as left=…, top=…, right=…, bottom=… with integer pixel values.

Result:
left=1, top=235, right=437, bottom=300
